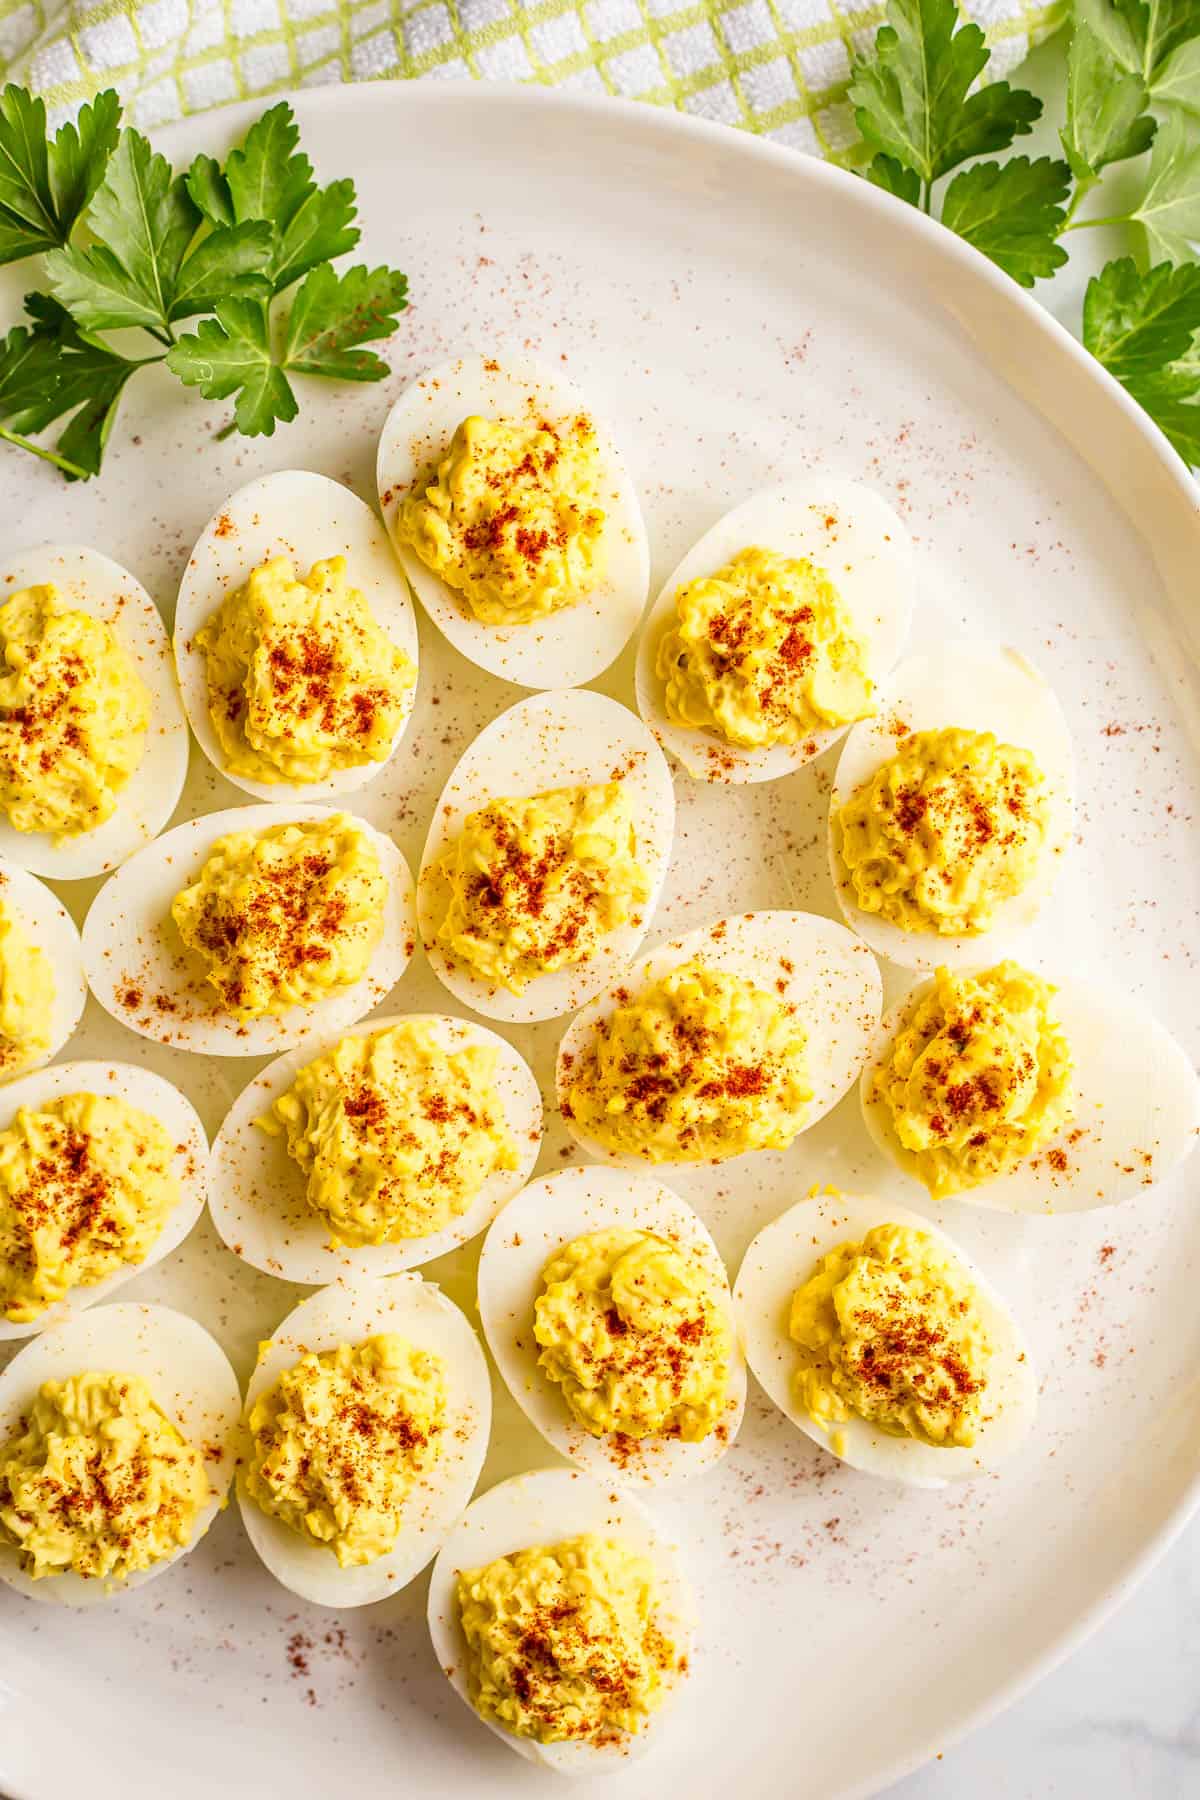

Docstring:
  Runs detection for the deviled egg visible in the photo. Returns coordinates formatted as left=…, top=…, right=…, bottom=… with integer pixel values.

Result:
left=377, top=353, right=649, bottom=688
left=0, top=857, right=87, bottom=1080
left=0, top=544, right=188, bottom=879
left=861, top=960, right=1200, bottom=1213
left=636, top=480, right=913, bottom=784
left=478, top=1165, right=745, bottom=1487
left=419, top=689, right=674, bottom=1024
left=0, top=1302, right=239, bottom=1605
left=557, top=911, right=881, bottom=1167
left=81, top=803, right=415, bottom=1056
left=175, top=471, right=419, bottom=800
left=0, top=1060, right=208, bottom=1341
left=237, top=1275, right=491, bottom=1607
left=209, top=1012, right=542, bottom=1282
left=427, top=1467, right=694, bottom=1772
left=828, top=644, right=1075, bottom=970
left=734, top=1190, right=1037, bottom=1487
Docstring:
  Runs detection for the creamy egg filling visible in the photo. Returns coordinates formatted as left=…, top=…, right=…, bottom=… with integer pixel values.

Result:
left=534, top=1227, right=733, bottom=1442
left=398, top=413, right=607, bottom=624
left=657, top=546, right=874, bottom=749
left=836, top=726, right=1049, bottom=935
left=0, top=903, right=55, bottom=1078
left=456, top=1534, right=679, bottom=1744
left=258, top=1019, right=519, bottom=1246
left=0, top=1093, right=178, bottom=1323
left=561, top=961, right=811, bottom=1162
left=242, top=1335, right=445, bottom=1567
left=434, top=782, right=649, bottom=995
left=0, top=585, right=150, bottom=841
left=171, top=814, right=386, bottom=1018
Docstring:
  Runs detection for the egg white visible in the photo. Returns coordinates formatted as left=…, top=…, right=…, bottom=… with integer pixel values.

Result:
left=175, top=470, right=419, bottom=801
left=862, top=970, right=1200, bottom=1214
left=0, top=1061, right=209, bottom=1343
left=828, top=644, right=1075, bottom=971
left=734, top=1190, right=1038, bottom=1488
left=0, top=544, right=188, bottom=879
left=635, top=479, right=913, bottom=785
left=209, top=1011, right=543, bottom=1282
left=376, top=353, right=649, bottom=689
left=80, top=802, right=416, bottom=1057
left=556, top=910, right=882, bottom=1168
left=0, top=856, right=87, bottom=1078
left=237, top=1275, right=491, bottom=1608
left=0, top=1301, right=239, bottom=1607
left=426, top=1466, right=695, bottom=1773
left=419, top=689, right=674, bottom=1024
left=477, top=1164, right=745, bottom=1488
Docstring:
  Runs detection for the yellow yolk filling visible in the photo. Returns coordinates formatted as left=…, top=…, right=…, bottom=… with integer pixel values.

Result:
left=657, top=546, right=874, bottom=749
left=398, top=413, right=607, bottom=624
left=171, top=814, right=387, bottom=1019
left=535, top=1227, right=732, bottom=1441
left=242, top=1335, right=445, bottom=1567
left=562, top=960, right=811, bottom=1162
left=258, top=1019, right=520, bottom=1246
left=836, top=726, right=1049, bottom=935
left=0, top=903, right=55, bottom=1078
left=0, top=1093, right=178, bottom=1324
left=789, top=1222, right=993, bottom=1448
left=196, top=555, right=415, bottom=785
left=434, top=783, right=649, bottom=995
left=456, top=1534, right=679, bottom=1744
left=0, top=585, right=149, bottom=841
left=0, top=1372, right=209, bottom=1583
left=874, top=962, right=1074, bottom=1200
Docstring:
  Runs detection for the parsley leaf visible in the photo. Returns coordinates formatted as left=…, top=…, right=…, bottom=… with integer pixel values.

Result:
left=166, top=299, right=299, bottom=437
left=283, top=264, right=409, bottom=379
left=167, top=263, right=408, bottom=430
left=1128, top=108, right=1200, bottom=262
left=188, top=102, right=359, bottom=295
left=0, top=85, right=120, bottom=264
left=849, top=0, right=1041, bottom=191
left=1061, top=22, right=1157, bottom=184
left=867, top=153, right=922, bottom=204
left=46, top=129, right=272, bottom=334
left=1124, top=365, right=1200, bottom=460
left=0, top=293, right=146, bottom=478
left=1154, top=36, right=1200, bottom=110
left=1082, top=255, right=1200, bottom=377
left=940, top=156, right=1072, bottom=285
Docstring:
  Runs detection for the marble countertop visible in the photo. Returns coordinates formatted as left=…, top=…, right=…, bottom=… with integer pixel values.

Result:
left=886, top=35, right=1199, bottom=1800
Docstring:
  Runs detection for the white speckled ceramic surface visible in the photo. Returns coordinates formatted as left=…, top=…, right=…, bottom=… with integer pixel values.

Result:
left=1, top=84, right=1198, bottom=1800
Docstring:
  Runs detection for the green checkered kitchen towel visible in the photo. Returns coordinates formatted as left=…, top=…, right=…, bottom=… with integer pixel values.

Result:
left=1, top=0, right=1065, bottom=159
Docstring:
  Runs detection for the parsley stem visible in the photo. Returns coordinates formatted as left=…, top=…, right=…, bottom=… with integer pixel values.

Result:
left=1061, top=214, right=1133, bottom=233
left=215, top=420, right=237, bottom=442
left=0, top=426, right=90, bottom=481
left=921, top=178, right=933, bottom=214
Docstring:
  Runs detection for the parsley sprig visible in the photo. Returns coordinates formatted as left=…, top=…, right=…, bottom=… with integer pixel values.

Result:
left=0, top=89, right=408, bottom=479
left=849, top=0, right=1200, bottom=466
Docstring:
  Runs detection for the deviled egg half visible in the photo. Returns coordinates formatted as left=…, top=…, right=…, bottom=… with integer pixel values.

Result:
left=0, top=857, right=87, bottom=1080
left=734, top=1190, right=1037, bottom=1488
left=377, top=353, right=649, bottom=688
left=0, top=1302, right=239, bottom=1606
left=428, top=1468, right=695, bottom=1772
left=478, top=1165, right=745, bottom=1487
left=81, top=803, right=415, bottom=1056
left=0, top=1060, right=208, bottom=1342
left=175, top=471, right=419, bottom=801
left=828, top=644, right=1075, bottom=971
left=237, top=1276, right=491, bottom=1607
left=419, top=688, right=674, bottom=1024
left=861, top=960, right=1200, bottom=1213
left=557, top=911, right=881, bottom=1168
left=0, top=544, right=188, bottom=879
left=210, top=1012, right=542, bottom=1282
left=636, top=479, right=913, bottom=784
